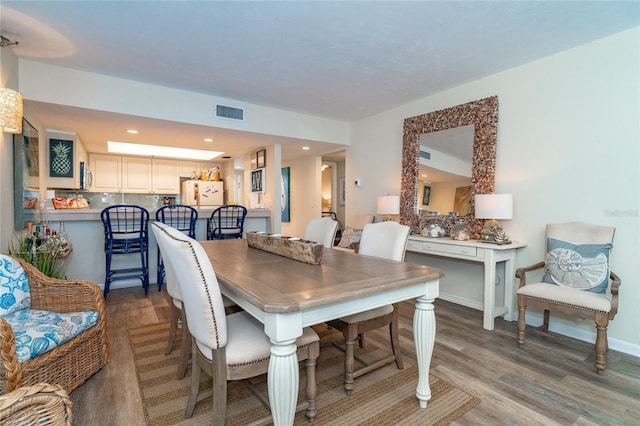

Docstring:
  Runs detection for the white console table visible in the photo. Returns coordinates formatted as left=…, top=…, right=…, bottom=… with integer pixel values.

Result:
left=406, top=236, right=526, bottom=330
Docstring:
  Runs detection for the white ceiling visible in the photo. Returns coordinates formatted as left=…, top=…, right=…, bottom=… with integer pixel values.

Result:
left=2, top=1, right=638, bottom=161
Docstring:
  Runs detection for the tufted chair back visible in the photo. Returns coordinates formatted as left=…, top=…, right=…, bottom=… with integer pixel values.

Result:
left=152, top=222, right=227, bottom=350
left=358, top=221, right=410, bottom=262
left=304, top=217, right=339, bottom=248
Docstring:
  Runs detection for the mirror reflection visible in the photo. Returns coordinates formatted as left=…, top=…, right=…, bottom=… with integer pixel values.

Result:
left=418, top=125, right=473, bottom=215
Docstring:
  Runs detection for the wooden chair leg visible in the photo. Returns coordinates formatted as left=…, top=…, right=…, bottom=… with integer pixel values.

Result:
left=176, top=308, right=191, bottom=380
left=305, top=357, right=317, bottom=422
left=165, top=302, right=179, bottom=355
left=594, top=312, right=609, bottom=375
left=185, top=340, right=200, bottom=419
left=516, top=296, right=526, bottom=348
left=390, top=304, right=404, bottom=369
left=542, top=309, right=550, bottom=333
left=343, top=324, right=358, bottom=395
left=358, top=333, right=365, bottom=349
left=211, top=348, right=227, bottom=426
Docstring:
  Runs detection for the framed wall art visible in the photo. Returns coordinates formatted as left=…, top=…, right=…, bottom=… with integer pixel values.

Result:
left=49, top=138, right=74, bottom=178
left=422, top=185, right=431, bottom=206
left=251, top=168, right=265, bottom=193
left=256, top=149, right=266, bottom=168
left=281, top=167, right=290, bottom=222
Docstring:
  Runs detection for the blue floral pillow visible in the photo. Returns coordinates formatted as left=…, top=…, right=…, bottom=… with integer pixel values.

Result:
left=542, top=238, right=612, bottom=294
left=0, top=254, right=31, bottom=316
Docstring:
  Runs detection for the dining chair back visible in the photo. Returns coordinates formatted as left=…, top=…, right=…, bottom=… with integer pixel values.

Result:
left=327, top=220, right=410, bottom=395
left=304, top=217, right=339, bottom=248
left=100, top=204, right=149, bottom=297
left=152, top=221, right=320, bottom=424
left=155, top=204, right=198, bottom=290
left=207, top=205, right=248, bottom=240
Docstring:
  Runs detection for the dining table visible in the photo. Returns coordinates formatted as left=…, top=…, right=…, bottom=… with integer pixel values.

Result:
left=200, top=238, right=442, bottom=426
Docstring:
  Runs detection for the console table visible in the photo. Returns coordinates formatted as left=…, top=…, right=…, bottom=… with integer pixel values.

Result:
left=406, top=235, right=526, bottom=330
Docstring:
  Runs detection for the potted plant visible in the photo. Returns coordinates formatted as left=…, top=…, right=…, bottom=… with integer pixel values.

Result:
left=8, top=225, right=71, bottom=279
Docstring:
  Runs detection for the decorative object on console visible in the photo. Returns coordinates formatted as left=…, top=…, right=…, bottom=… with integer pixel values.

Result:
left=377, top=195, right=400, bottom=221
left=475, top=193, right=513, bottom=244
left=0, top=88, right=23, bottom=134
left=450, top=220, right=472, bottom=240
left=420, top=211, right=445, bottom=238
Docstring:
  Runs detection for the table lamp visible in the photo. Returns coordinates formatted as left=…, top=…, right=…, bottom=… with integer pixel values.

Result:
left=475, top=193, right=513, bottom=243
left=377, top=195, right=400, bottom=222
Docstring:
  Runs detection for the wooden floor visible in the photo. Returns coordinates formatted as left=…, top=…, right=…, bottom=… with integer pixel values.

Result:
left=71, top=287, right=640, bottom=425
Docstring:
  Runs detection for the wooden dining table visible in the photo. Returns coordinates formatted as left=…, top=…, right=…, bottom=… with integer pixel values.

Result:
left=200, top=238, right=441, bottom=426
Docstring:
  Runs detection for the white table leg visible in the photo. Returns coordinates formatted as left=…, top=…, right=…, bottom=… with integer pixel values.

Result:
left=503, top=254, right=517, bottom=321
left=483, top=250, right=497, bottom=330
left=414, top=294, right=436, bottom=408
left=268, top=338, right=298, bottom=426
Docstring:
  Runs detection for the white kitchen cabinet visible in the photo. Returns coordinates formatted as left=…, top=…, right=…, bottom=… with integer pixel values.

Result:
left=89, top=154, right=121, bottom=192
left=178, top=161, right=203, bottom=178
left=152, top=158, right=180, bottom=193
left=122, top=157, right=152, bottom=193
left=178, top=161, right=220, bottom=178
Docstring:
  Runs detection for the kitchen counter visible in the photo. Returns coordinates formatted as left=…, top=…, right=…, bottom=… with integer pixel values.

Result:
left=26, top=207, right=271, bottom=222
left=23, top=207, right=271, bottom=293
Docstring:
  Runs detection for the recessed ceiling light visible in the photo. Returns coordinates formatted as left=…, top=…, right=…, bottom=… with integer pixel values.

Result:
left=127, top=129, right=139, bottom=134
left=108, top=141, right=223, bottom=160
left=302, top=146, right=310, bottom=150
left=204, top=138, right=213, bottom=143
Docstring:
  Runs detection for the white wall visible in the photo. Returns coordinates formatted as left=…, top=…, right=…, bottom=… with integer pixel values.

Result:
left=349, top=27, right=640, bottom=354
left=281, top=155, right=321, bottom=238
left=19, top=59, right=351, bottom=146
left=0, top=48, right=20, bottom=252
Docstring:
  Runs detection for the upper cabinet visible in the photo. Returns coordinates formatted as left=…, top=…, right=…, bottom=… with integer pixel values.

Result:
left=152, top=158, right=180, bottom=193
left=89, top=154, right=122, bottom=192
left=89, top=155, right=180, bottom=194
left=122, top=156, right=152, bottom=193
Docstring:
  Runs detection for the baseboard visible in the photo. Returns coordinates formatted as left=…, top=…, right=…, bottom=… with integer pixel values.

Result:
left=525, top=312, right=640, bottom=358
left=438, top=292, right=484, bottom=311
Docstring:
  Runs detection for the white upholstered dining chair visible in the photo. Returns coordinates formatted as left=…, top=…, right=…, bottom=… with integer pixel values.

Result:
left=327, top=220, right=410, bottom=395
left=304, top=217, right=339, bottom=248
left=516, top=222, right=621, bottom=374
left=152, top=222, right=320, bottom=424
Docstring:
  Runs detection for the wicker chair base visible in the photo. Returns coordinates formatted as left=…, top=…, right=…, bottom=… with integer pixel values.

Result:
left=0, top=383, right=73, bottom=425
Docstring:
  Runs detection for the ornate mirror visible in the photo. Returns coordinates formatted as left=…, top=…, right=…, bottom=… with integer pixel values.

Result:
left=400, top=96, right=499, bottom=238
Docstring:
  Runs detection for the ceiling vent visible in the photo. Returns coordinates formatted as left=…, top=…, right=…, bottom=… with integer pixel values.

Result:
left=215, top=104, right=244, bottom=121
left=419, top=149, right=431, bottom=160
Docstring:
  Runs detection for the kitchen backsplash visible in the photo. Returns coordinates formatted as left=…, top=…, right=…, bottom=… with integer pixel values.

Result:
left=54, top=191, right=180, bottom=210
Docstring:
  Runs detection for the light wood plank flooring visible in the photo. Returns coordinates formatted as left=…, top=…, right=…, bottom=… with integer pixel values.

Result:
left=71, top=287, right=640, bottom=425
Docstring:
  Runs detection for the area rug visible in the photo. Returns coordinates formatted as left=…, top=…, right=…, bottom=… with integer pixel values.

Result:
left=129, top=322, right=479, bottom=425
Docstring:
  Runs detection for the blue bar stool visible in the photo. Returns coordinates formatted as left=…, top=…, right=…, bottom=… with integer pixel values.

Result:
left=206, top=205, right=247, bottom=240
left=155, top=204, right=198, bottom=291
left=100, top=205, right=150, bottom=298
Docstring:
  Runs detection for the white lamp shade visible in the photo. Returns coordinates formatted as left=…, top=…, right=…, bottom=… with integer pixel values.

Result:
left=0, top=88, right=23, bottom=134
left=377, top=195, right=400, bottom=215
left=475, top=194, right=513, bottom=220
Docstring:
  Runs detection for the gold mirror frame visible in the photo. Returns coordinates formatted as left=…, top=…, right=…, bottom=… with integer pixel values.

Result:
left=400, top=96, right=499, bottom=238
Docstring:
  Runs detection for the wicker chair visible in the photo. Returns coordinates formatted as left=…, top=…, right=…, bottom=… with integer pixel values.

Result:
left=0, top=256, right=108, bottom=394
left=0, top=383, right=72, bottom=425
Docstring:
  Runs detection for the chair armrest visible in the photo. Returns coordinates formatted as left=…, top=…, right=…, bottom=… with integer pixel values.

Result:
left=609, top=270, right=621, bottom=319
left=0, top=383, right=72, bottom=425
left=16, top=258, right=106, bottom=315
left=515, top=261, right=545, bottom=288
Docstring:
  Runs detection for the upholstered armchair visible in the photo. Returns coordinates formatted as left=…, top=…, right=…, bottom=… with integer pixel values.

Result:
left=0, top=255, right=108, bottom=394
left=515, top=222, right=620, bottom=374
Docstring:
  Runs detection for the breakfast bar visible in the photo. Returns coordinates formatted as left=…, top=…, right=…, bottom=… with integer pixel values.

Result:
left=23, top=207, right=271, bottom=291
